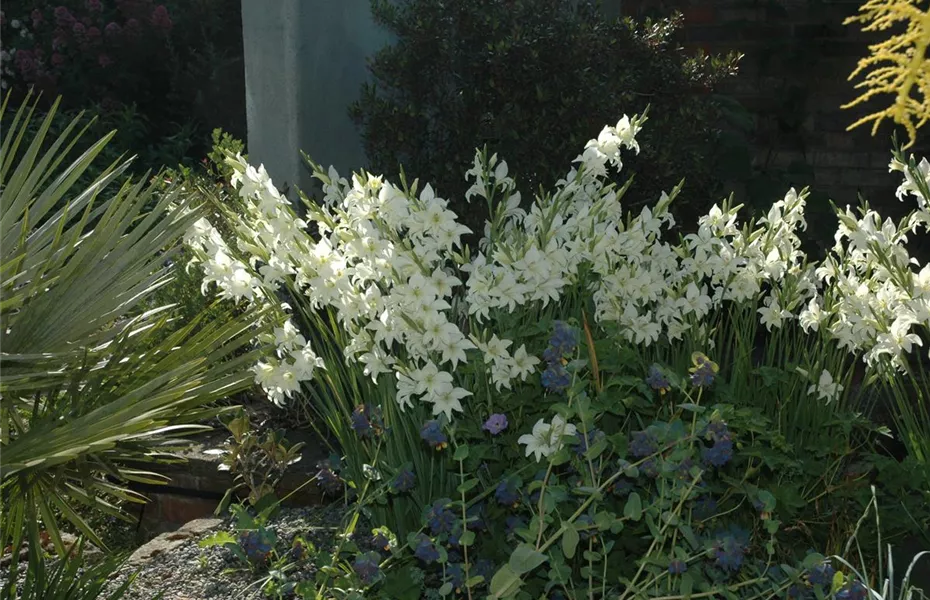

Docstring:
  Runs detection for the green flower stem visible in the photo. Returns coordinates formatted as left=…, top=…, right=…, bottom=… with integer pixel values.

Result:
left=315, top=438, right=383, bottom=599
left=617, top=474, right=703, bottom=600
left=647, top=577, right=768, bottom=600
left=535, top=437, right=698, bottom=559
left=457, top=449, right=474, bottom=600
left=535, top=461, right=556, bottom=549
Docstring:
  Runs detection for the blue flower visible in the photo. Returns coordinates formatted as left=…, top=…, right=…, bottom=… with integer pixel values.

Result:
left=420, top=420, right=448, bottom=450
left=689, top=352, right=719, bottom=387
left=505, top=515, right=526, bottom=537
left=371, top=532, right=391, bottom=551
left=693, top=496, right=718, bottom=520
left=541, top=362, right=571, bottom=392
left=609, top=478, right=633, bottom=497
left=473, top=559, right=494, bottom=582
left=542, top=346, right=562, bottom=364
left=668, top=559, right=688, bottom=575
left=701, top=438, right=733, bottom=468
left=575, top=428, right=605, bottom=456
left=704, top=420, right=730, bottom=443
left=674, top=457, right=697, bottom=482
left=467, top=503, right=488, bottom=531
left=353, top=551, right=382, bottom=584
left=495, top=478, right=520, bottom=506
left=391, top=467, right=416, bottom=493
left=237, top=530, right=272, bottom=563
left=413, top=534, right=439, bottom=563
left=575, top=515, right=596, bottom=540
left=711, top=526, right=749, bottom=573
left=315, top=460, right=343, bottom=495
left=351, top=404, right=372, bottom=438
left=808, top=562, right=835, bottom=588
left=447, top=563, right=465, bottom=590
left=288, top=538, right=308, bottom=561
left=835, top=580, right=868, bottom=600
left=483, top=413, right=508, bottom=435
left=646, top=364, right=671, bottom=395
left=630, top=431, right=658, bottom=458
left=424, top=500, right=456, bottom=535
left=549, top=320, right=578, bottom=355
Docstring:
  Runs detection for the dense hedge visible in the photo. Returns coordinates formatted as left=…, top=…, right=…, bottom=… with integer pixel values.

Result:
left=351, top=0, right=740, bottom=233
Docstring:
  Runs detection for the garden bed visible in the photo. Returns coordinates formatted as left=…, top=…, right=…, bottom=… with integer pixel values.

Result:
left=104, top=505, right=348, bottom=600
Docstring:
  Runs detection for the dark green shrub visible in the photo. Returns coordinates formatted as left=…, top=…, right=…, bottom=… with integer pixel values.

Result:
left=350, top=0, right=739, bottom=233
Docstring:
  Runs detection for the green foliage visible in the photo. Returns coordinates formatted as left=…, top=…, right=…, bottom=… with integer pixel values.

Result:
left=350, top=0, right=739, bottom=232
left=0, top=93, right=269, bottom=578
left=213, top=408, right=305, bottom=508
left=2, top=532, right=133, bottom=600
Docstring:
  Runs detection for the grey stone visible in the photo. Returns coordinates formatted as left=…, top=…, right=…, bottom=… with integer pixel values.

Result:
left=127, top=518, right=223, bottom=567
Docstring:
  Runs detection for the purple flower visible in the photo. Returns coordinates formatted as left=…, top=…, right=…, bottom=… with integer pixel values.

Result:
left=72, top=22, right=86, bottom=38
left=86, top=0, right=103, bottom=11
left=483, top=413, right=508, bottom=435
left=97, top=53, right=112, bottom=68
left=352, top=551, right=381, bottom=584
left=30, top=9, right=43, bottom=27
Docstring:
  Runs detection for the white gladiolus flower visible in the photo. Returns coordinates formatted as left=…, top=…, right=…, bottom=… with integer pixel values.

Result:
left=808, top=369, right=844, bottom=403
left=187, top=110, right=928, bottom=420
left=518, top=415, right=578, bottom=462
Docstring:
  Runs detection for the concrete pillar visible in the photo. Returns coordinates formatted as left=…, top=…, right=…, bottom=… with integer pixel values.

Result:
left=241, top=0, right=391, bottom=196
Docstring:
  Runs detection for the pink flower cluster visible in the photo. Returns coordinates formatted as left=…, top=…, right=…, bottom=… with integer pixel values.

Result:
left=2, top=0, right=173, bottom=88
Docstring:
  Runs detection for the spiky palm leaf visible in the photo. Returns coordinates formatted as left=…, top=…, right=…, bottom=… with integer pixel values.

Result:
left=0, top=93, right=268, bottom=576
left=5, top=518, right=134, bottom=600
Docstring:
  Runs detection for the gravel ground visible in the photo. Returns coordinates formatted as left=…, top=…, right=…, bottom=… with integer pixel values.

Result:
left=105, top=505, right=350, bottom=600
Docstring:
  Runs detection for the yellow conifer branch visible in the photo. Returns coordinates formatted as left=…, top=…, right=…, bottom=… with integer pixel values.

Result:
left=842, top=0, right=930, bottom=148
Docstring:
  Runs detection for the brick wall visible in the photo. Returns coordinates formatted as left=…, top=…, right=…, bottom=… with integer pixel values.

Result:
left=616, top=0, right=929, bottom=215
